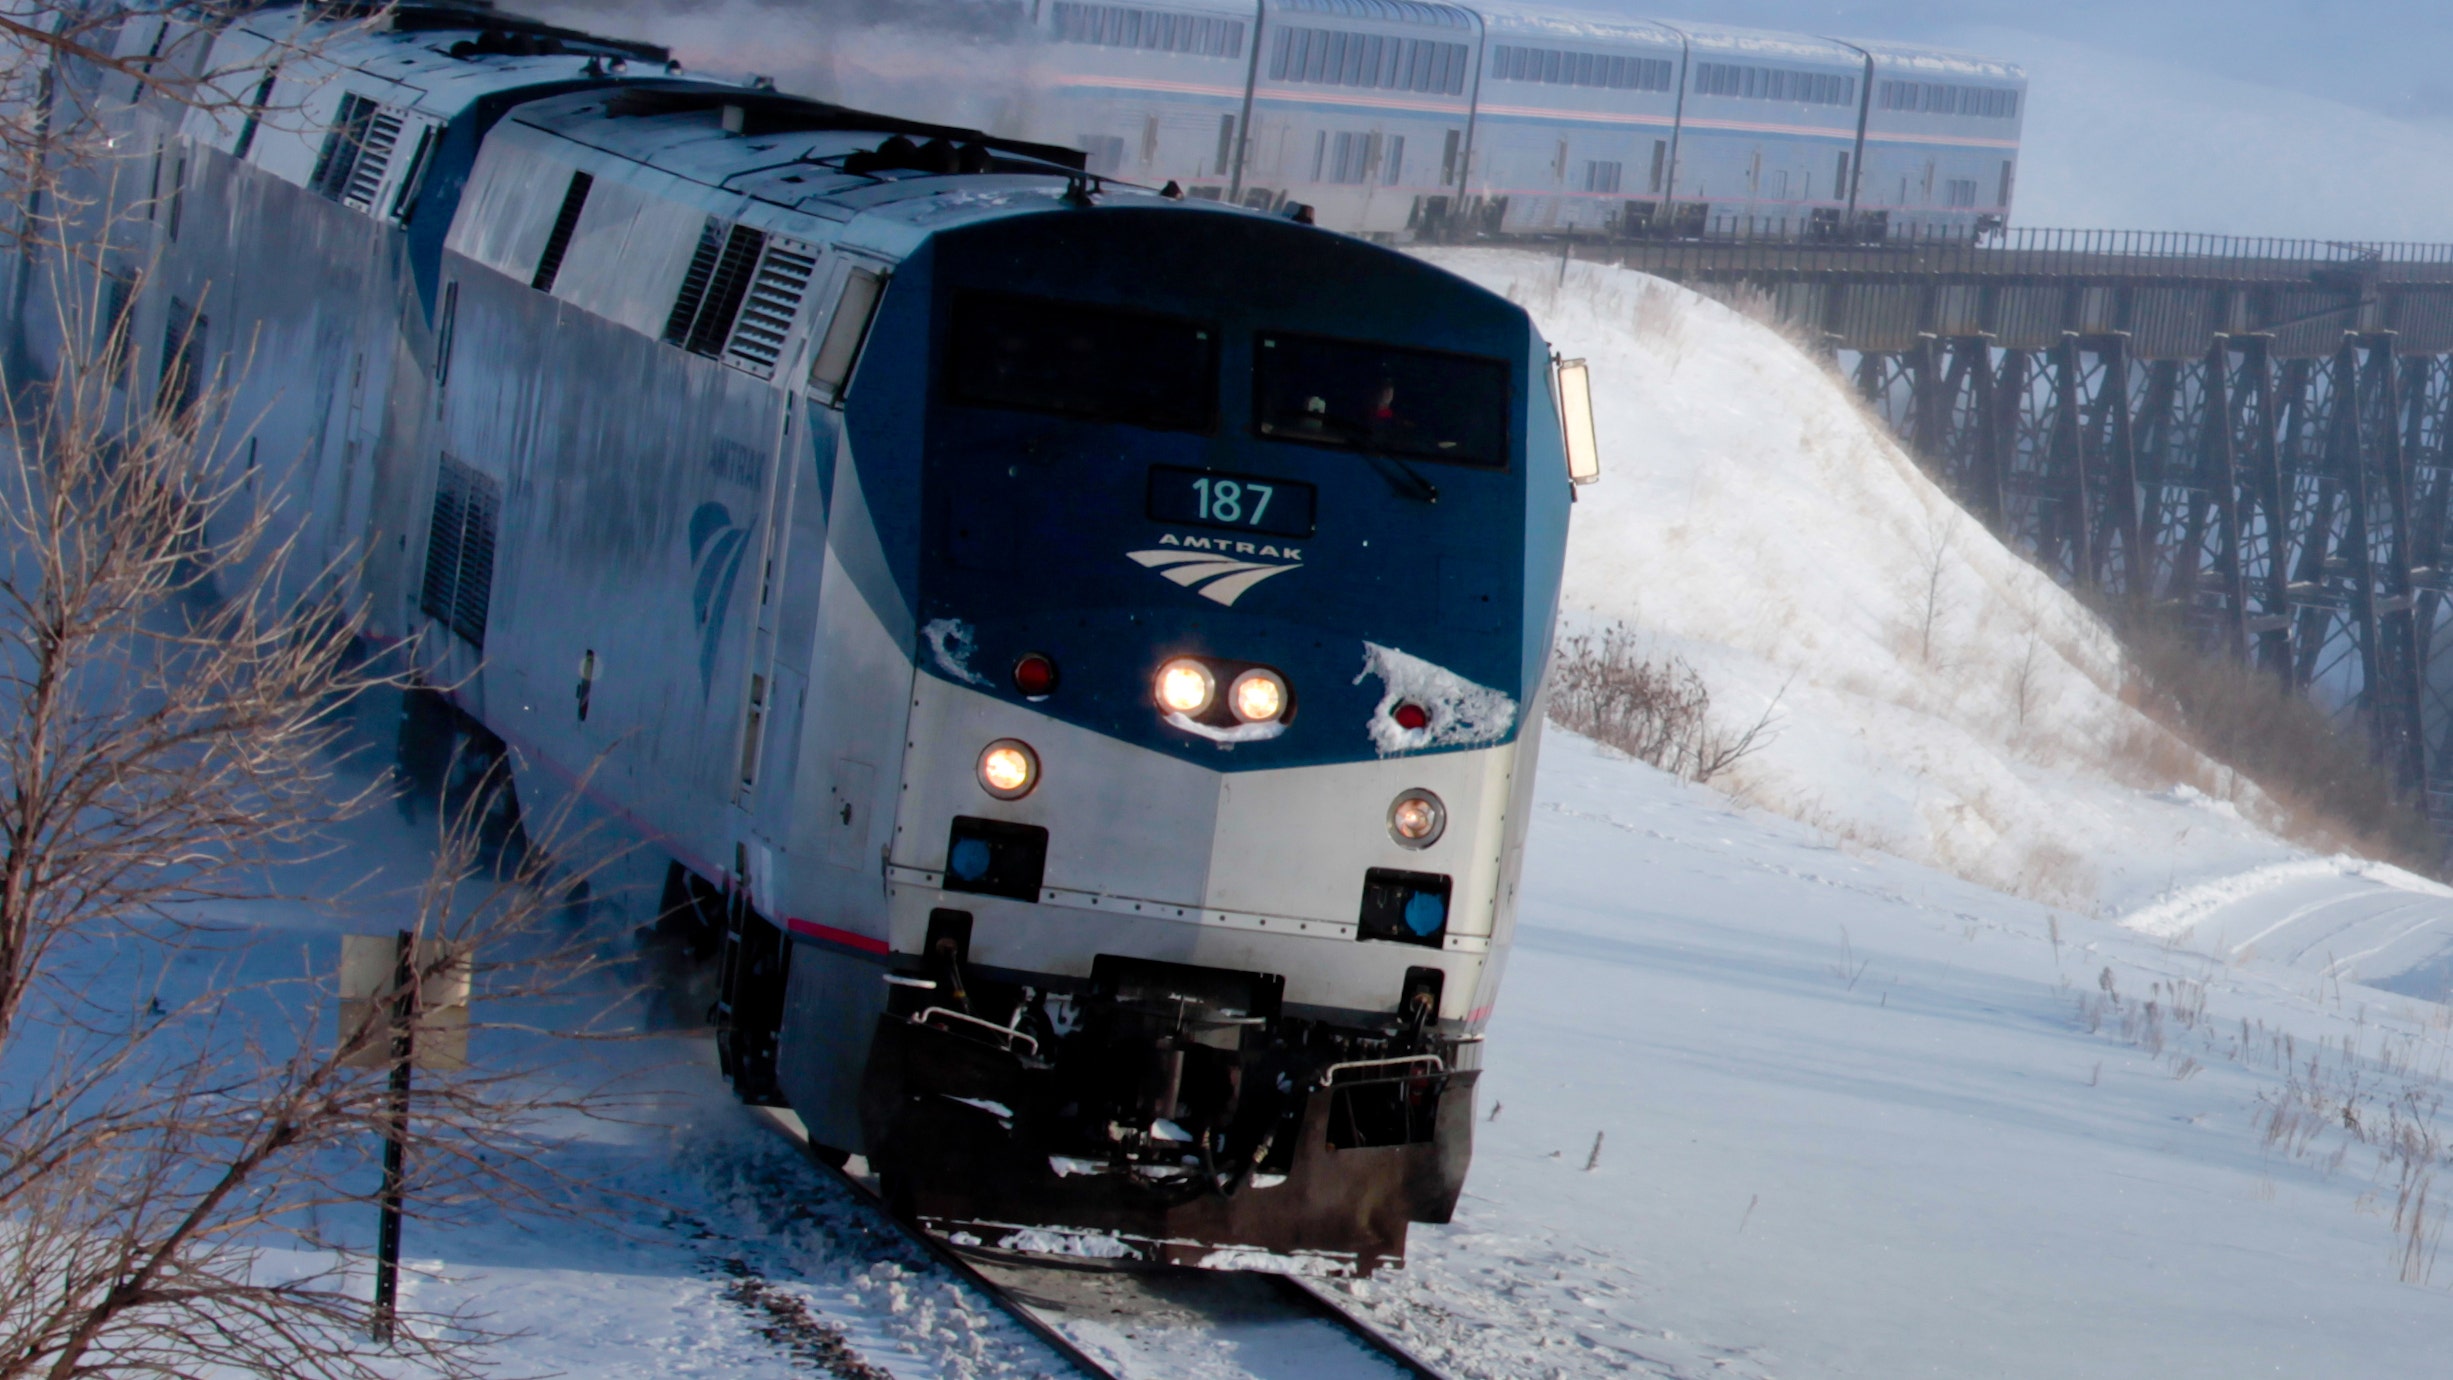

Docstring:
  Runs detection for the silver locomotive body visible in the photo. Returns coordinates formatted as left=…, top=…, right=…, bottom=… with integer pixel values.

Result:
left=29, top=4, right=1583, bottom=1272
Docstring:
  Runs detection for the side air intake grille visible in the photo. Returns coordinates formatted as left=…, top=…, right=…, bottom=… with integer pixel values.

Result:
left=420, top=454, right=502, bottom=651
left=308, top=93, right=376, bottom=201
left=339, top=106, right=404, bottom=211
left=722, top=237, right=817, bottom=377
left=684, top=224, right=767, bottom=358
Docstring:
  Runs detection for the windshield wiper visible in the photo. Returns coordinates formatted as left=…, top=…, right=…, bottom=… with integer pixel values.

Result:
left=1363, top=449, right=1439, bottom=504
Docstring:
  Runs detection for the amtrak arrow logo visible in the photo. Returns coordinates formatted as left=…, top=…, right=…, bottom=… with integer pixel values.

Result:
left=1128, top=535, right=1304, bottom=607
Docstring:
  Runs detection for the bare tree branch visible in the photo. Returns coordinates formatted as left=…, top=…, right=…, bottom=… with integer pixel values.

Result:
left=0, top=221, right=642, bottom=1380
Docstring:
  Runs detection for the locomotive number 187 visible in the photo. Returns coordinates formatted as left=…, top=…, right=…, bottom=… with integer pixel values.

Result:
left=1145, top=464, right=1316, bottom=538
left=1194, top=477, right=1268, bottom=524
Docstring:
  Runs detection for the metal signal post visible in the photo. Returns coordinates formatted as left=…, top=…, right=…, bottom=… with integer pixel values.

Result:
left=339, top=930, right=470, bottom=1345
left=373, top=929, right=413, bottom=1345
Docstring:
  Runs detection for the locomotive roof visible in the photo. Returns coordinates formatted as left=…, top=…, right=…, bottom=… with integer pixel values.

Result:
left=226, top=3, right=1088, bottom=176
left=378, top=2, right=671, bottom=63
left=504, top=84, right=1217, bottom=250
left=231, top=4, right=673, bottom=120
left=509, top=84, right=1092, bottom=198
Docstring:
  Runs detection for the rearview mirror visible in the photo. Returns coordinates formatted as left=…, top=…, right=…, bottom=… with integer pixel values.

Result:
left=1556, top=358, right=1600, bottom=485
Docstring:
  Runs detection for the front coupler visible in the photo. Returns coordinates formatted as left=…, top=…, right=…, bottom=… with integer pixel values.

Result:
left=858, top=950, right=1474, bottom=1273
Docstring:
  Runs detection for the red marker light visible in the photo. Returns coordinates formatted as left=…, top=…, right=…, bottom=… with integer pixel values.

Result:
left=1393, top=702, right=1430, bottom=731
left=1013, top=653, right=1059, bottom=699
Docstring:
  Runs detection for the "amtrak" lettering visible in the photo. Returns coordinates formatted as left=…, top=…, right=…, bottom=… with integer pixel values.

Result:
left=1157, top=532, right=1304, bottom=563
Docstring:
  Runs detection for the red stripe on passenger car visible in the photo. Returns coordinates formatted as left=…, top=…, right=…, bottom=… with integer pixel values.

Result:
left=787, top=917, right=891, bottom=955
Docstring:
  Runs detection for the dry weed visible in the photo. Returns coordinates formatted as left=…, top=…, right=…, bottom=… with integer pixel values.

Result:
left=1546, top=624, right=1779, bottom=784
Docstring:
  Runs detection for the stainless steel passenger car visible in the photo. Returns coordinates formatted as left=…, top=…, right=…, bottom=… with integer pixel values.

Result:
left=1461, top=7, right=1684, bottom=238
left=1849, top=40, right=2027, bottom=242
left=976, top=0, right=2027, bottom=243
left=28, top=2, right=1593, bottom=1274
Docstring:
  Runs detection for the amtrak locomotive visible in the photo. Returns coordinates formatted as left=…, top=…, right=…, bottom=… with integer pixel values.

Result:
left=30, top=3, right=1591, bottom=1271
left=832, top=0, right=2026, bottom=243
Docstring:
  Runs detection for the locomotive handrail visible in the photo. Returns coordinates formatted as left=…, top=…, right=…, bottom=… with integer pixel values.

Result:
left=916, top=1006, right=1041, bottom=1057
left=1317, top=1054, right=1444, bottom=1088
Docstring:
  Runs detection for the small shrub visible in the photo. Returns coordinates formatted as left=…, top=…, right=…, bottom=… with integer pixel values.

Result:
left=2109, top=603, right=2438, bottom=873
left=2015, top=841, right=2096, bottom=909
left=1547, top=625, right=1777, bottom=784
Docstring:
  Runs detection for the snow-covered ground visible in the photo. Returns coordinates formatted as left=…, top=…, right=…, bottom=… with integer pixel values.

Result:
left=1330, top=732, right=2453, bottom=1379
left=350, top=729, right=2453, bottom=1380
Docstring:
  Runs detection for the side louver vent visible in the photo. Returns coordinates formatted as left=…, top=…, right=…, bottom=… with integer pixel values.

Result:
left=662, top=218, right=727, bottom=346
left=684, top=225, right=766, bottom=358
left=664, top=217, right=769, bottom=359
left=308, top=94, right=376, bottom=201
left=339, top=106, right=404, bottom=211
left=722, top=237, right=818, bottom=378
left=531, top=170, right=594, bottom=293
left=420, top=454, right=502, bottom=651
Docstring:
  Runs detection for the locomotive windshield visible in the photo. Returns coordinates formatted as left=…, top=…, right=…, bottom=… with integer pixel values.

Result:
left=947, top=291, right=1218, bottom=432
left=1253, top=332, right=1509, bottom=468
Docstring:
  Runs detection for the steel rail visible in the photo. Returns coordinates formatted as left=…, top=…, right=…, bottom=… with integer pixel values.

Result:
left=1261, top=1272, right=1454, bottom=1380
left=749, top=1107, right=1457, bottom=1380
left=955, top=1246, right=1461, bottom=1380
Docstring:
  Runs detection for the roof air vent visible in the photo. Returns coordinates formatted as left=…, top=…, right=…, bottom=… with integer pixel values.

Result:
left=842, top=135, right=985, bottom=177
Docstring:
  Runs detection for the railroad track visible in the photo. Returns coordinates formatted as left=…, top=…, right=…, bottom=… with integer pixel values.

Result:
left=958, top=1248, right=1449, bottom=1380
left=752, top=1109, right=1451, bottom=1380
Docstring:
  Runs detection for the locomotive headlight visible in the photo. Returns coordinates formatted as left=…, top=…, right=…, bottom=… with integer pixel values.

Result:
left=1156, top=659, right=1215, bottom=715
left=977, top=739, right=1039, bottom=800
left=1388, top=788, right=1446, bottom=849
left=1228, top=669, right=1287, bottom=723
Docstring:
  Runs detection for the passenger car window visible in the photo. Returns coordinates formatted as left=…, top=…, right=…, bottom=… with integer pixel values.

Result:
left=1253, top=332, right=1508, bottom=467
left=947, top=291, right=1218, bottom=432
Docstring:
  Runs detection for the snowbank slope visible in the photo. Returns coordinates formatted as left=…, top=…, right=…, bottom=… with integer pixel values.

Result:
left=1425, top=250, right=2296, bottom=913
